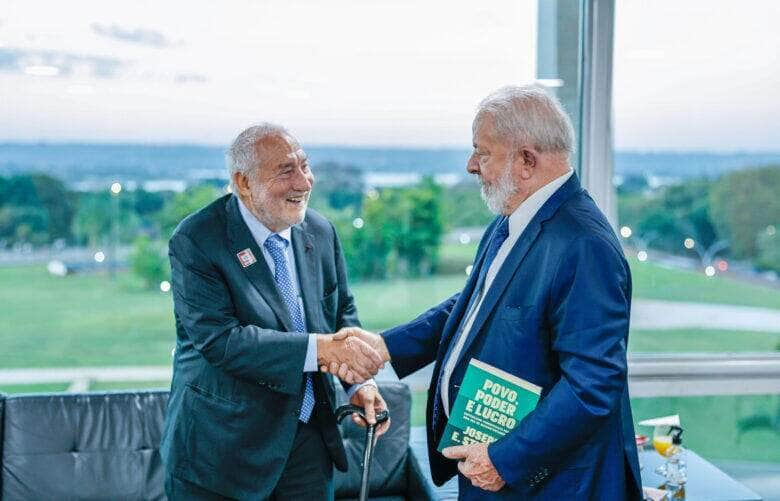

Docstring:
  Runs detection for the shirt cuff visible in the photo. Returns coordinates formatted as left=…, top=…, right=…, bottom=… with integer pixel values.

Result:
left=346, top=379, right=377, bottom=399
left=304, top=334, right=318, bottom=372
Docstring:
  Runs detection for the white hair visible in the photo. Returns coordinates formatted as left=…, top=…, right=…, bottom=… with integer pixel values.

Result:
left=473, top=85, right=575, bottom=159
left=226, top=123, right=294, bottom=190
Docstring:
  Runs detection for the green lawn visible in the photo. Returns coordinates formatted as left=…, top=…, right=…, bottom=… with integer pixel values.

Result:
left=631, top=394, right=780, bottom=463
left=439, top=241, right=480, bottom=262
left=629, top=257, right=780, bottom=309
left=89, top=380, right=171, bottom=391
left=0, top=382, right=70, bottom=394
left=443, top=243, right=780, bottom=309
left=630, top=329, right=780, bottom=353
left=355, top=275, right=466, bottom=331
left=2, top=262, right=780, bottom=368
left=0, top=266, right=176, bottom=368
left=2, top=263, right=779, bottom=462
left=0, top=266, right=467, bottom=368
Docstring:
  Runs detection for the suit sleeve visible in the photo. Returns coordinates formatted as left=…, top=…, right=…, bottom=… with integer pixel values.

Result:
left=380, top=216, right=499, bottom=378
left=169, top=232, right=308, bottom=395
left=488, top=236, right=631, bottom=488
left=381, top=293, right=459, bottom=379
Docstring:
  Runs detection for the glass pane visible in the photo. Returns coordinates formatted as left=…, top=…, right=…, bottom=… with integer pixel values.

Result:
left=0, top=1, right=582, bottom=388
left=614, top=0, right=780, bottom=488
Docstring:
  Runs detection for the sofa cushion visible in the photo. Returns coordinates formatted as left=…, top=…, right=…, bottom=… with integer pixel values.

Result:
left=1, top=391, right=168, bottom=501
left=0, top=381, right=420, bottom=500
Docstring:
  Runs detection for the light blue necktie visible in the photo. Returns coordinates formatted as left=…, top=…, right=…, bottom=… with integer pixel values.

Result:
left=264, top=234, right=315, bottom=423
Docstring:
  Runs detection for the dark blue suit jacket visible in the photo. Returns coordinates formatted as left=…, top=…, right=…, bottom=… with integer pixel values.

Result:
left=383, top=175, right=642, bottom=500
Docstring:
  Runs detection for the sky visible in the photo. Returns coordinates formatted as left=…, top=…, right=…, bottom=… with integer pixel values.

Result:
left=1, top=0, right=778, bottom=150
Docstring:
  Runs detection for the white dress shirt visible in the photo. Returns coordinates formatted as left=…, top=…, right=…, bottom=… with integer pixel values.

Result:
left=441, top=170, right=574, bottom=415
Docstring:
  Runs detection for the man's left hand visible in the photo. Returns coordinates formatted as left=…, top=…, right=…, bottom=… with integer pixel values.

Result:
left=349, top=385, right=391, bottom=438
left=442, top=443, right=506, bottom=492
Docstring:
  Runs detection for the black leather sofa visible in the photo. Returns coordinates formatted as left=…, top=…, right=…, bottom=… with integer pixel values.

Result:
left=0, top=381, right=437, bottom=500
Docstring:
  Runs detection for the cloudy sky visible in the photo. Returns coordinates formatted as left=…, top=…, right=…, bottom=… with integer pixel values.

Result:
left=1, top=0, right=778, bottom=150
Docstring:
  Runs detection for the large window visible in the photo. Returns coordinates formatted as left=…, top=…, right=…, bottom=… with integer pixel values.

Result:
left=613, top=0, right=780, bottom=470
left=0, top=2, right=581, bottom=390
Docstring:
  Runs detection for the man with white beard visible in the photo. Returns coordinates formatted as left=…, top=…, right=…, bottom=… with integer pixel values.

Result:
left=161, top=124, right=389, bottom=499
left=329, top=86, right=642, bottom=500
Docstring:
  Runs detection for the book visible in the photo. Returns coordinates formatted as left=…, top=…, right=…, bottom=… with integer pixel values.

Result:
left=437, top=358, right=542, bottom=451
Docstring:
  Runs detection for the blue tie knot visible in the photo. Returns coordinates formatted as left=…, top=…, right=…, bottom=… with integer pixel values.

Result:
left=477, top=216, right=510, bottom=285
left=264, top=233, right=288, bottom=253
left=495, top=217, right=510, bottom=243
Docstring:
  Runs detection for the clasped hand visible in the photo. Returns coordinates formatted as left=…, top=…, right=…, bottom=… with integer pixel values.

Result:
left=319, top=327, right=390, bottom=384
left=316, top=328, right=387, bottom=384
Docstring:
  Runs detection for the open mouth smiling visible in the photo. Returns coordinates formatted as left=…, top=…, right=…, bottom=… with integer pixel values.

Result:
left=285, top=194, right=307, bottom=205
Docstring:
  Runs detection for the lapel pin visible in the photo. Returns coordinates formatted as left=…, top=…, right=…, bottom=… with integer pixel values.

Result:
left=237, top=248, right=256, bottom=268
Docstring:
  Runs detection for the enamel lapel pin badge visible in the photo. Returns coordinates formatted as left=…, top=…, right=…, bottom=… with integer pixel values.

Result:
left=237, top=248, right=256, bottom=268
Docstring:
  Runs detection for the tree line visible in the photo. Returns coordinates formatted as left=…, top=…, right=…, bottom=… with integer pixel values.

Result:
left=1, top=162, right=777, bottom=288
left=0, top=164, right=489, bottom=286
left=618, top=165, right=780, bottom=272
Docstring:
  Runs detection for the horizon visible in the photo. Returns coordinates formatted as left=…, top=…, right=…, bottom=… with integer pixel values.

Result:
left=2, top=140, right=780, bottom=156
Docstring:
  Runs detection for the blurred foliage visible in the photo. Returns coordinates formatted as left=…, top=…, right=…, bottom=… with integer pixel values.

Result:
left=736, top=404, right=780, bottom=442
left=618, top=177, right=718, bottom=254
left=756, top=227, right=780, bottom=273
left=157, top=185, right=222, bottom=238
left=616, top=173, right=649, bottom=195
left=3, top=163, right=778, bottom=285
left=309, top=162, right=365, bottom=212
left=129, top=235, right=170, bottom=289
left=441, top=179, right=494, bottom=228
left=710, top=165, right=780, bottom=259
left=618, top=166, right=780, bottom=269
left=389, top=176, right=445, bottom=276
left=334, top=176, right=445, bottom=280
left=0, top=206, right=49, bottom=245
left=0, top=173, right=76, bottom=245
left=72, top=192, right=141, bottom=247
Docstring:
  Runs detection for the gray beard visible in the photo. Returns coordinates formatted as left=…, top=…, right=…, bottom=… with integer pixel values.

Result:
left=480, top=163, right=518, bottom=215
left=249, top=184, right=307, bottom=230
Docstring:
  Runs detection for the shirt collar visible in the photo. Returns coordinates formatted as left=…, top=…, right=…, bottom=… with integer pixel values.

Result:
left=507, top=170, right=573, bottom=238
left=235, top=194, right=292, bottom=246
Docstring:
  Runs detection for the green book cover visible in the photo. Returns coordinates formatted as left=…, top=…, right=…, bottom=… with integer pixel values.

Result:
left=437, top=358, right=542, bottom=452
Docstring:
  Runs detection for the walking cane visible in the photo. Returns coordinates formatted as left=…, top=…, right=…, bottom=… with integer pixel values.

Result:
left=336, top=404, right=390, bottom=501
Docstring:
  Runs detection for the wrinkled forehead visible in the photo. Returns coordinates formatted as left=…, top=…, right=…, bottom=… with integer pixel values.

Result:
left=472, top=113, right=498, bottom=144
left=254, top=133, right=306, bottom=165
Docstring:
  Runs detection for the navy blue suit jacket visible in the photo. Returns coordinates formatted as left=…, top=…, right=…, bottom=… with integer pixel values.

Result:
left=383, top=175, right=642, bottom=500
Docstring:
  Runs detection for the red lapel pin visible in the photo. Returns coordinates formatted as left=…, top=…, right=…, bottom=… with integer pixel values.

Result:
left=237, top=248, right=256, bottom=268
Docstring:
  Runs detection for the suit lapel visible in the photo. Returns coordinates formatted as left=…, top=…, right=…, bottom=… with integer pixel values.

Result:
left=452, top=174, right=584, bottom=367
left=291, top=223, right=320, bottom=332
left=435, top=218, right=499, bottom=359
left=225, top=195, right=295, bottom=332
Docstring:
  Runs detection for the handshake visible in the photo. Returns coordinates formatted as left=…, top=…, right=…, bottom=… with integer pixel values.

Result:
left=316, top=327, right=391, bottom=384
